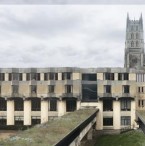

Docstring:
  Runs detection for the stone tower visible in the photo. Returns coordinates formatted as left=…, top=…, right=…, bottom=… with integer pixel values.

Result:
left=124, top=13, right=144, bottom=68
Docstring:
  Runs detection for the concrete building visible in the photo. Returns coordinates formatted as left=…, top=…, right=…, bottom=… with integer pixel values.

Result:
left=0, top=14, right=144, bottom=132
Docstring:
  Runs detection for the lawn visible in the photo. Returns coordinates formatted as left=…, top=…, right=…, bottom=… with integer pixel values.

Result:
left=94, top=130, right=145, bottom=146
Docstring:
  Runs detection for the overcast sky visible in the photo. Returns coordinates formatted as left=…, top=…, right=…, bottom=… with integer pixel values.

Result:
left=0, top=5, right=145, bottom=68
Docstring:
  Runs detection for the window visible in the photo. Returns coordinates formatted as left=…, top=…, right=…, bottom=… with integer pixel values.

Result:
left=31, top=98, right=41, bottom=111
left=31, top=116, right=40, bottom=125
left=103, top=99, right=113, bottom=111
left=19, top=73, right=23, bottom=81
left=138, top=100, right=144, bottom=107
left=104, top=85, right=111, bottom=93
left=62, top=72, right=72, bottom=80
left=9, top=73, right=12, bottom=81
left=44, top=73, right=48, bottom=81
left=65, top=85, right=72, bottom=93
left=48, top=85, right=55, bottom=93
left=31, top=85, right=37, bottom=93
left=118, top=73, right=129, bottom=80
left=49, top=73, right=58, bottom=80
left=0, top=98, right=6, bottom=111
left=26, top=73, right=30, bottom=81
left=15, top=116, right=23, bottom=126
left=66, top=99, right=76, bottom=112
left=136, top=33, right=139, bottom=39
left=136, top=74, right=145, bottom=82
left=121, top=116, right=131, bottom=126
left=14, top=98, right=23, bottom=111
left=103, top=117, right=113, bottom=126
left=121, top=99, right=131, bottom=111
left=104, top=73, right=114, bottom=80
left=131, top=33, right=134, bottom=39
left=138, top=87, right=144, bottom=93
left=136, top=41, right=139, bottom=47
left=12, top=73, right=19, bottom=80
left=49, top=99, right=57, bottom=111
left=12, top=85, right=19, bottom=93
left=82, top=74, right=97, bottom=81
left=31, top=73, right=40, bottom=80
left=131, top=41, right=134, bottom=47
left=0, top=73, right=4, bottom=81
left=136, top=26, right=138, bottom=31
left=123, top=85, right=130, bottom=93
left=0, top=117, right=6, bottom=126
left=82, top=84, right=97, bottom=101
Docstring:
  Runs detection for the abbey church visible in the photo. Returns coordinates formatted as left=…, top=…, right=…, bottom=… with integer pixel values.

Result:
left=0, top=14, right=145, bottom=131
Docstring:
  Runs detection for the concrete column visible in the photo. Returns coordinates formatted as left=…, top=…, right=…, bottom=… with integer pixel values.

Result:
left=58, top=100, right=66, bottom=117
left=24, top=99, right=31, bottom=125
left=5, top=73, right=9, bottom=81
left=113, top=100, right=120, bottom=130
left=41, top=100, right=48, bottom=123
left=96, top=101, right=103, bottom=130
left=40, top=73, right=44, bottom=81
left=114, top=73, right=118, bottom=80
left=131, top=100, right=136, bottom=129
left=7, top=100, right=14, bottom=125
left=58, top=73, right=62, bottom=80
left=97, top=73, right=103, bottom=80
left=23, top=73, right=26, bottom=81
left=77, top=100, right=81, bottom=110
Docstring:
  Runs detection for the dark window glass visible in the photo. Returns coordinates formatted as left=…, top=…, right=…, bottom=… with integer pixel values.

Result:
left=121, top=116, right=131, bottom=126
left=12, top=73, right=19, bottom=80
left=31, top=73, right=37, bottom=80
left=82, top=74, right=97, bottom=81
left=0, top=73, right=5, bottom=81
left=103, top=118, right=113, bottom=126
left=103, top=99, right=113, bottom=111
left=0, top=98, right=6, bottom=111
left=104, top=73, right=114, bottom=80
left=31, top=98, right=41, bottom=111
left=31, top=117, right=40, bottom=125
left=37, top=73, right=40, bottom=81
left=44, top=73, right=48, bottom=81
left=82, top=84, right=97, bottom=101
left=19, top=73, right=23, bottom=81
left=14, top=98, right=23, bottom=111
left=123, top=85, right=130, bottom=93
left=49, top=73, right=58, bottom=80
left=66, top=99, right=76, bottom=112
left=124, top=73, right=129, bottom=80
left=26, top=73, right=30, bottom=81
left=49, top=99, right=57, bottom=111
left=31, top=85, right=37, bottom=93
left=15, top=116, right=23, bottom=126
left=104, top=85, right=111, bottom=93
left=48, top=85, right=55, bottom=93
left=9, top=73, right=12, bottom=81
left=121, top=99, right=131, bottom=111
left=0, top=117, right=6, bottom=126
left=65, top=85, right=72, bottom=93
left=62, top=72, right=72, bottom=80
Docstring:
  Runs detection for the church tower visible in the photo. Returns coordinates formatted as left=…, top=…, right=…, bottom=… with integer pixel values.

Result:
left=124, top=13, right=144, bottom=68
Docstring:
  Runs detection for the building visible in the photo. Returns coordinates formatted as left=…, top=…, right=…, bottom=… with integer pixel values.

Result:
left=0, top=14, right=144, bottom=131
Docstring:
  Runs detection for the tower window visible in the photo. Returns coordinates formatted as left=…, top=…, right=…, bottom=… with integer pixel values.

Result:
left=136, top=33, right=139, bottom=39
left=131, top=41, right=134, bottom=47
left=136, top=41, right=139, bottom=47
left=131, top=33, right=134, bottom=39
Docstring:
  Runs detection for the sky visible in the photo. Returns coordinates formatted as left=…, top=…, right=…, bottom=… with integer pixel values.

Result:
left=0, top=5, right=145, bottom=68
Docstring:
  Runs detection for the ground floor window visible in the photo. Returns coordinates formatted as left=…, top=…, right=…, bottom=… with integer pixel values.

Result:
left=66, top=99, right=76, bottom=112
left=31, top=98, right=41, bottom=111
left=0, top=98, right=6, bottom=111
left=15, top=116, right=23, bottom=126
left=121, top=99, right=131, bottom=111
left=31, top=116, right=41, bottom=125
left=49, top=99, right=57, bottom=111
left=0, top=116, right=6, bottom=126
left=14, top=98, right=24, bottom=111
left=103, top=117, right=113, bottom=126
left=121, top=116, right=131, bottom=126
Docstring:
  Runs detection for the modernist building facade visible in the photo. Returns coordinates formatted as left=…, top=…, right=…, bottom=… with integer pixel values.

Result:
left=0, top=14, right=144, bottom=131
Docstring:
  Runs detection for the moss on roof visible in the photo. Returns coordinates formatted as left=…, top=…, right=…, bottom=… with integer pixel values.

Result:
left=0, top=108, right=98, bottom=146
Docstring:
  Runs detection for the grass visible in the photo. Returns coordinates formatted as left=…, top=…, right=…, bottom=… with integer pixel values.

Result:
left=0, top=108, right=97, bottom=146
left=94, top=130, right=145, bottom=146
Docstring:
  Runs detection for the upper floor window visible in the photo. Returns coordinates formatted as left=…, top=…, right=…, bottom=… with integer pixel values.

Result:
left=62, top=72, right=72, bottom=80
left=0, top=73, right=4, bottom=81
left=104, top=85, right=111, bottom=93
left=12, top=85, right=19, bottom=93
left=65, top=85, right=72, bottom=93
left=121, top=116, right=131, bottom=125
left=123, top=85, right=130, bottom=93
left=82, top=74, right=97, bottom=81
left=31, top=85, right=37, bottom=93
left=49, top=99, right=57, bottom=111
left=131, top=41, right=134, bottom=47
left=121, top=99, right=131, bottom=111
left=136, top=33, right=139, bottom=39
left=136, top=74, right=145, bottom=82
left=104, top=73, right=114, bottom=80
left=49, top=73, right=58, bottom=80
left=131, top=33, right=134, bottom=39
left=136, top=41, right=139, bottom=47
left=31, top=98, right=41, bottom=111
left=118, top=73, right=129, bottom=80
left=48, top=85, right=55, bottom=93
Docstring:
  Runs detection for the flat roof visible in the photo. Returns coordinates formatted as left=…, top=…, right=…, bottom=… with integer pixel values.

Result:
left=0, top=108, right=98, bottom=146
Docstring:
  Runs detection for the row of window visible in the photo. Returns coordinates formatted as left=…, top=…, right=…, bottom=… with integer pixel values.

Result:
left=130, top=41, right=139, bottom=47
left=104, top=85, right=130, bottom=94
left=0, top=98, right=76, bottom=112
left=130, top=33, right=140, bottom=40
left=103, top=116, right=131, bottom=126
left=103, top=99, right=131, bottom=111
left=138, top=100, right=145, bottom=107
left=0, top=73, right=130, bottom=81
left=136, top=74, right=145, bottom=82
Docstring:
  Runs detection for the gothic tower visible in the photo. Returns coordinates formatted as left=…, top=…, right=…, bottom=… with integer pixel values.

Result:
left=124, top=13, right=144, bottom=68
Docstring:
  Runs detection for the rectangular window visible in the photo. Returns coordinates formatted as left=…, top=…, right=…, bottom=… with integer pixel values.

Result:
left=31, top=98, right=41, bottom=111
left=48, top=85, right=55, bottom=93
left=62, top=72, right=72, bottom=80
left=103, top=117, right=113, bottom=126
left=121, top=99, right=131, bottom=111
left=14, top=98, right=23, bottom=111
left=26, top=73, right=30, bottom=81
left=66, top=99, right=76, bottom=112
left=44, top=73, right=48, bottom=81
left=9, top=73, right=12, bottom=81
left=12, top=73, right=19, bottom=80
left=119, top=73, right=129, bottom=80
left=65, top=85, right=72, bottom=93
left=12, top=85, right=19, bottom=93
left=0, top=73, right=5, bottom=81
left=19, top=73, right=23, bottom=81
left=104, top=73, right=114, bottom=80
left=31, top=85, right=37, bottom=93
left=121, top=116, right=131, bottom=126
left=49, top=73, right=58, bottom=80
left=0, top=98, right=6, bottom=111
left=49, top=99, right=57, bottom=111
left=0, top=117, right=6, bottom=126
left=103, top=99, right=113, bottom=111
left=123, top=85, right=130, bottom=93
left=31, top=73, right=37, bottom=80
left=82, top=74, right=97, bottom=81
left=104, top=85, right=111, bottom=93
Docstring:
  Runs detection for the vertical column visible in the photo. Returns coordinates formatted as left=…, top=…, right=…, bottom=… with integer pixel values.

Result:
left=40, top=73, right=44, bottom=81
left=77, top=100, right=81, bottom=110
left=41, top=100, right=48, bottom=123
left=24, top=99, right=31, bottom=125
left=113, top=100, right=120, bottom=130
left=58, top=73, right=62, bottom=80
left=96, top=100, right=103, bottom=130
left=58, top=100, right=66, bottom=117
left=114, top=73, right=118, bottom=80
left=7, top=99, right=14, bottom=125
left=5, top=73, right=9, bottom=81
left=23, top=73, right=26, bottom=81
left=131, top=100, right=136, bottom=129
